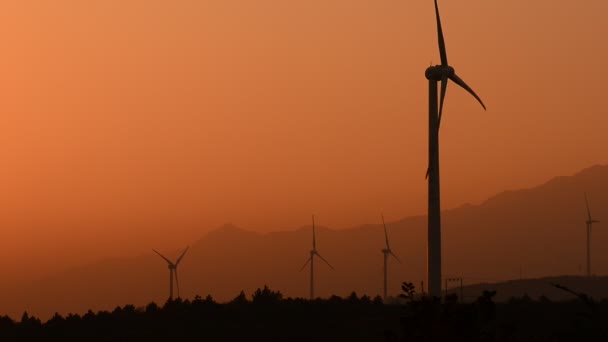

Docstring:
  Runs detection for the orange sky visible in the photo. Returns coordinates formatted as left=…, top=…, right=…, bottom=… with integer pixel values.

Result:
left=0, top=0, right=606, bottom=280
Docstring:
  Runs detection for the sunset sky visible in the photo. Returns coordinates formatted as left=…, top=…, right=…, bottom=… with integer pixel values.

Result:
left=0, top=0, right=606, bottom=280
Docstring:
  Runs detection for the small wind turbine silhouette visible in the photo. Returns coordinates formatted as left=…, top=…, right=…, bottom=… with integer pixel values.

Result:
left=300, top=215, right=334, bottom=300
left=381, top=214, right=401, bottom=301
left=424, top=0, right=486, bottom=297
left=153, top=246, right=189, bottom=300
left=584, top=193, right=599, bottom=277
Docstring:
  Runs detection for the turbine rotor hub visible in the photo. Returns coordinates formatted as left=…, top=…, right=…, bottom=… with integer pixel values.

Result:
left=425, top=65, right=455, bottom=81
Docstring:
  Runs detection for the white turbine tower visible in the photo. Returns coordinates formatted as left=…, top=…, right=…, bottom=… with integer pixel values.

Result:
left=381, top=214, right=401, bottom=301
left=153, top=246, right=189, bottom=300
left=584, top=193, right=599, bottom=277
left=300, top=215, right=334, bottom=299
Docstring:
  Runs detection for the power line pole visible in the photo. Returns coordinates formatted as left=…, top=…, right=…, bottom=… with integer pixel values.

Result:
left=460, top=278, right=463, bottom=303
left=445, top=277, right=463, bottom=302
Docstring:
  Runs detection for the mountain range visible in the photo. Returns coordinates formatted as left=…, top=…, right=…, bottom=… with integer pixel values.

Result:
left=2, top=164, right=607, bottom=319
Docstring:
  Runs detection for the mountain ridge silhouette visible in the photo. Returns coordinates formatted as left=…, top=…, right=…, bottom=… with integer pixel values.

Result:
left=2, top=164, right=607, bottom=319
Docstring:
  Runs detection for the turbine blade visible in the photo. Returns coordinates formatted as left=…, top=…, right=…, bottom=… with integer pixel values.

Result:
left=449, top=73, right=486, bottom=110
left=175, top=246, right=189, bottom=265
left=312, top=215, right=316, bottom=250
left=174, top=267, right=180, bottom=298
left=438, top=75, right=448, bottom=128
left=382, top=214, right=390, bottom=249
left=300, top=257, right=311, bottom=272
left=316, top=253, right=335, bottom=270
left=425, top=167, right=430, bottom=179
left=585, top=193, right=592, bottom=221
left=152, top=249, right=173, bottom=265
left=551, top=282, right=579, bottom=297
left=390, top=251, right=402, bottom=264
left=434, top=0, right=448, bottom=66
left=551, top=282, right=595, bottom=309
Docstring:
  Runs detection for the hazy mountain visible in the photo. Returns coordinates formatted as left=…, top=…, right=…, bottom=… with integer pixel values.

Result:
left=3, top=165, right=607, bottom=319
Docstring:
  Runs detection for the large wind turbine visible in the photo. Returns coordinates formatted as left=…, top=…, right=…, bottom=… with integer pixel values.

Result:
left=584, top=193, right=599, bottom=277
left=153, top=246, right=189, bottom=300
left=300, top=215, right=334, bottom=299
left=381, top=214, right=401, bottom=301
left=424, top=0, right=486, bottom=297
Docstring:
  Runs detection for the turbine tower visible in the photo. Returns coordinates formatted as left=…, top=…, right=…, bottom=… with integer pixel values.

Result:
left=424, top=0, right=486, bottom=297
left=300, top=215, right=334, bottom=299
left=153, top=246, right=189, bottom=300
left=584, top=193, right=599, bottom=277
left=381, top=214, right=401, bottom=301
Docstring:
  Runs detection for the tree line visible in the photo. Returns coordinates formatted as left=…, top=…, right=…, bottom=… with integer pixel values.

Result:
left=0, top=283, right=606, bottom=341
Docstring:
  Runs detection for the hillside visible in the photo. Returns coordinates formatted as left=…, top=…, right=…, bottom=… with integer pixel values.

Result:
left=452, top=275, right=608, bottom=302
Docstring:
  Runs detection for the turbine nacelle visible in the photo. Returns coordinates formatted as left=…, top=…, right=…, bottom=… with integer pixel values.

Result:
left=381, top=248, right=391, bottom=254
left=584, top=194, right=599, bottom=225
left=425, top=65, right=454, bottom=81
left=153, top=246, right=189, bottom=300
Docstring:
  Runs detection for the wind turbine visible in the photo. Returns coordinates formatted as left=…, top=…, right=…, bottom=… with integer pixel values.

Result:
left=584, top=193, right=599, bottom=277
left=424, top=0, right=486, bottom=297
left=381, top=214, right=401, bottom=301
left=300, top=215, right=334, bottom=299
left=153, top=246, right=189, bottom=300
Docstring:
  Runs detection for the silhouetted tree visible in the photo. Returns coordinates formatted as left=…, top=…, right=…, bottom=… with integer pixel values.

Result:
left=252, top=285, right=283, bottom=305
left=399, top=282, right=416, bottom=301
left=65, top=313, right=81, bottom=323
left=475, top=290, right=497, bottom=342
left=20, top=311, right=41, bottom=328
left=328, top=295, right=343, bottom=305
left=229, top=290, right=249, bottom=306
left=145, top=302, right=159, bottom=313
left=0, top=315, right=15, bottom=327
left=46, top=312, right=64, bottom=325
left=18, top=311, right=42, bottom=339
left=347, top=291, right=360, bottom=304
left=122, top=304, right=136, bottom=314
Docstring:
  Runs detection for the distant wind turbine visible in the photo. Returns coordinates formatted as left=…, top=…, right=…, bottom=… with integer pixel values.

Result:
left=584, top=193, right=599, bottom=277
left=381, top=214, right=401, bottom=301
left=153, top=246, right=189, bottom=300
left=424, top=0, right=486, bottom=297
left=300, top=215, right=334, bottom=299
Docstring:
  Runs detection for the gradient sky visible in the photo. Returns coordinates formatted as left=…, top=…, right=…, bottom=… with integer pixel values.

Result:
left=0, top=0, right=606, bottom=279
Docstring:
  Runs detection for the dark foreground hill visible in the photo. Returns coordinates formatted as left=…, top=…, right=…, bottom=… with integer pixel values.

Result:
left=0, top=287, right=606, bottom=341
left=449, top=275, right=608, bottom=302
